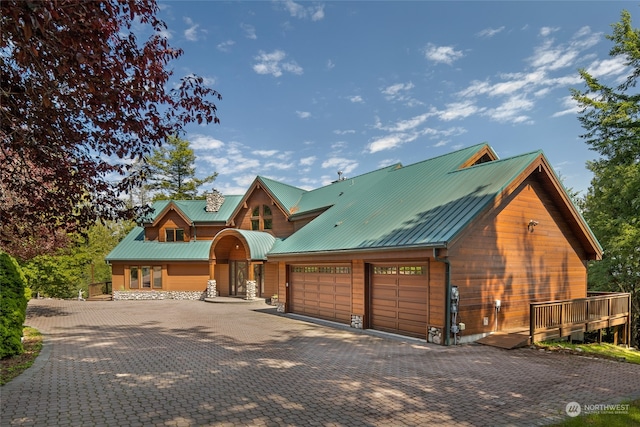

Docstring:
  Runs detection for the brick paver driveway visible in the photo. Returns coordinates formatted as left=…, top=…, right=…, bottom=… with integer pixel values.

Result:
left=2, top=299, right=639, bottom=427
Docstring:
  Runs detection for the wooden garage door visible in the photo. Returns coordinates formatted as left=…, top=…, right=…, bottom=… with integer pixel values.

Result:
left=370, top=264, right=428, bottom=338
left=290, top=265, right=352, bottom=324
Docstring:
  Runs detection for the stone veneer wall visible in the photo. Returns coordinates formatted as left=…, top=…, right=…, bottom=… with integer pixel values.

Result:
left=113, top=290, right=206, bottom=301
left=427, top=327, right=442, bottom=344
left=206, top=189, right=225, bottom=212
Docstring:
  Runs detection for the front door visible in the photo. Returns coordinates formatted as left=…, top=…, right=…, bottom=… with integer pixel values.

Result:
left=230, top=261, right=248, bottom=296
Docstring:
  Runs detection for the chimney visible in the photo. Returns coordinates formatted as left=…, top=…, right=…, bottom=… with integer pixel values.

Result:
left=205, top=189, right=225, bottom=212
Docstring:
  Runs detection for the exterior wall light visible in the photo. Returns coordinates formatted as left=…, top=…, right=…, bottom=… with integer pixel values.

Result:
left=528, top=220, right=539, bottom=233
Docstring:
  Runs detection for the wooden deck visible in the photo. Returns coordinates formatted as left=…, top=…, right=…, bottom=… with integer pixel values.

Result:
left=87, top=281, right=112, bottom=301
left=530, top=292, right=631, bottom=345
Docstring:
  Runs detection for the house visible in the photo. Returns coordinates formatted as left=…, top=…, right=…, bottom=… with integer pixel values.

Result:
left=106, top=143, right=609, bottom=345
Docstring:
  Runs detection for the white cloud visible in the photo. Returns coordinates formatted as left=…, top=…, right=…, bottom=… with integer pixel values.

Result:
left=157, top=28, right=172, bottom=39
left=539, top=26, right=560, bottom=37
left=348, top=95, right=364, bottom=103
left=183, top=17, right=203, bottom=41
left=367, top=134, right=406, bottom=153
left=333, top=129, right=356, bottom=135
left=327, top=59, right=335, bottom=70
left=484, top=96, right=534, bottom=124
left=254, top=149, right=279, bottom=157
left=264, top=161, right=294, bottom=170
left=279, top=0, right=325, bottom=21
left=424, top=43, right=464, bottom=65
left=477, top=26, right=505, bottom=38
left=436, top=101, right=482, bottom=121
left=296, top=111, right=311, bottom=119
left=321, top=157, right=358, bottom=175
left=375, top=112, right=431, bottom=132
left=241, top=23, right=257, bottom=40
left=586, top=57, right=627, bottom=79
left=190, top=134, right=224, bottom=150
left=253, top=50, right=303, bottom=77
left=529, top=39, right=579, bottom=71
left=217, top=40, right=235, bottom=52
left=381, top=82, right=423, bottom=106
left=552, top=95, right=580, bottom=118
left=382, top=82, right=414, bottom=98
left=300, top=156, right=316, bottom=166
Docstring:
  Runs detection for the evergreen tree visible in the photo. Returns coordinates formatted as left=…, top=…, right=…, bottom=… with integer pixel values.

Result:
left=146, top=135, right=217, bottom=200
left=572, top=9, right=640, bottom=345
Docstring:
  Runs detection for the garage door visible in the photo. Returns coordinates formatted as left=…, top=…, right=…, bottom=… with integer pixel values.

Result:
left=290, top=265, right=351, bottom=323
left=370, top=264, right=428, bottom=338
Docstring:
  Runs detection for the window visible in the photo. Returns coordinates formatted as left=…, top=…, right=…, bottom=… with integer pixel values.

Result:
left=399, top=266, right=425, bottom=275
left=291, top=266, right=351, bottom=274
left=373, top=266, right=397, bottom=275
left=130, top=267, right=139, bottom=288
left=250, top=205, right=273, bottom=231
left=141, top=266, right=151, bottom=288
left=165, top=228, right=184, bottom=242
left=153, top=266, right=162, bottom=289
left=129, top=265, right=162, bottom=289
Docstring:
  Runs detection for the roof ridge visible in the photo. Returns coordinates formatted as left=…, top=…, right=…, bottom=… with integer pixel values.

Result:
left=449, top=149, right=543, bottom=173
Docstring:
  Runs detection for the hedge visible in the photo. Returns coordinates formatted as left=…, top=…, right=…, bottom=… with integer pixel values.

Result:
left=0, top=252, right=28, bottom=358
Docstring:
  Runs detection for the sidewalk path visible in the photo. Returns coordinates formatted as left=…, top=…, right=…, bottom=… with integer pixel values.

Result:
left=2, top=299, right=639, bottom=426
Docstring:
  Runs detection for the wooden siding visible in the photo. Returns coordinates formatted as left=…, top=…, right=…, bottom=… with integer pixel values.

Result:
left=194, top=225, right=226, bottom=240
left=351, top=259, right=365, bottom=316
left=278, top=261, right=288, bottom=306
left=214, top=263, right=230, bottom=296
left=448, top=175, right=588, bottom=336
left=428, top=260, right=446, bottom=329
left=149, top=210, right=193, bottom=242
left=166, top=263, right=209, bottom=291
left=264, top=263, right=279, bottom=298
left=234, top=189, right=295, bottom=238
left=111, top=263, right=125, bottom=291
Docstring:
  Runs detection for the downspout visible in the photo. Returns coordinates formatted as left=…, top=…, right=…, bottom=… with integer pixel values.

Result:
left=192, top=222, right=196, bottom=241
left=433, top=247, right=451, bottom=346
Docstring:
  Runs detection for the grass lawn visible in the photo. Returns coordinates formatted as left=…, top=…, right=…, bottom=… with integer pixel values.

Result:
left=535, top=342, right=640, bottom=364
left=0, top=326, right=43, bottom=385
left=536, top=342, right=640, bottom=426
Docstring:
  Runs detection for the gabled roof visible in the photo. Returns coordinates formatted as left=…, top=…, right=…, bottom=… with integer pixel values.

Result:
left=144, top=197, right=243, bottom=225
left=267, top=144, right=602, bottom=258
left=106, top=227, right=211, bottom=261
left=108, top=143, right=602, bottom=263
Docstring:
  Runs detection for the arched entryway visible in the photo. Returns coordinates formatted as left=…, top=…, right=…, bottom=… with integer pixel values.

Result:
left=209, top=229, right=276, bottom=297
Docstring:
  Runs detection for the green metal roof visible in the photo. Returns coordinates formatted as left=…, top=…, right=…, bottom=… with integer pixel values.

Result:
left=106, top=227, right=211, bottom=261
left=268, top=145, right=542, bottom=255
left=256, top=176, right=307, bottom=212
left=234, top=230, right=278, bottom=260
left=110, top=143, right=598, bottom=262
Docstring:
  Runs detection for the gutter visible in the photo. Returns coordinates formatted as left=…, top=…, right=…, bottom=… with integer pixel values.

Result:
left=433, top=247, right=451, bottom=346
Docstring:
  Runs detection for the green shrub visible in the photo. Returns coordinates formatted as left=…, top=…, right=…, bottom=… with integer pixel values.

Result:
left=0, top=252, right=28, bottom=358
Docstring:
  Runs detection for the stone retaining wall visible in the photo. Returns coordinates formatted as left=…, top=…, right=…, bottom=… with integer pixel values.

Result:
left=113, top=290, right=206, bottom=301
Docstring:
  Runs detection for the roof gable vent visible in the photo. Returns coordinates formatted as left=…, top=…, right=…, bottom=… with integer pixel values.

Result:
left=206, top=189, right=225, bottom=212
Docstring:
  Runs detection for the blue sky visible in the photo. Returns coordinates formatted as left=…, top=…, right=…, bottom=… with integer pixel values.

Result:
left=152, top=1, right=632, bottom=196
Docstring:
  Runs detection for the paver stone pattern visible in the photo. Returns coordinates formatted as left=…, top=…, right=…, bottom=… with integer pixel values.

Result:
left=1, top=299, right=639, bottom=426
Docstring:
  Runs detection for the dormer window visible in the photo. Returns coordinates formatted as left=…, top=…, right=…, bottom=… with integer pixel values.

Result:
left=251, top=205, right=273, bottom=231
left=166, top=228, right=184, bottom=242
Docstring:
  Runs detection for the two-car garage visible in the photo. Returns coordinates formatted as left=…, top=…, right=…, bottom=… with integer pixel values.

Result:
left=288, top=263, right=429, bottom=339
